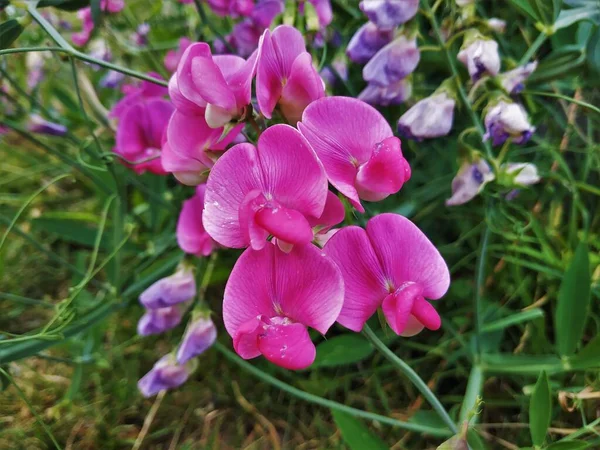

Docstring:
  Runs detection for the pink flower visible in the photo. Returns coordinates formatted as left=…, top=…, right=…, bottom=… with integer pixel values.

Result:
left=177, top=43, right=257, bottom=128
left=298, top=97, right=411, bottom=212
left=113, top=97, right=174, bottom=175
left=223, top=243, right=344, bottom=369
left=203, top=124, right=328, bottom=250
left=110, top=73, right=168, bottom=119
left=207, top=0, right=255, bottom=17
left=71, top=1, right=124, bottom=46
left=164, top=37, right=192, bottom=73
left=256, top=25, right=324, bottom=123
left=307, top=0, right=332, bottom=27
left=324, top=213, right=450, bottom=336
left=177, top=184, right=218, bottom=256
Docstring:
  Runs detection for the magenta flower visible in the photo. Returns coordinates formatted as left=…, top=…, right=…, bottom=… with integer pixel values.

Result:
left=71, top=0, right=124, bottom=46
left=207, top=0, right=255, bottom=17
left=307, top=0, right=333, bottom=27
left=204, top=124, right=328, bottom=250
left=308, top=191, right=345, bottom=235
left=139, top=266, right=196, bottom=309
left=113, top=97, right=173, bottom=175
left=177, top=314, right=217, bottom=364
left=346, top=22, right=394, bottom=64
left=359, top=0, right=418, bottom=30
left=298, top=96, right=411, bottom=212
left=177, top=185, right=218, bottom=257
left=223, top=243, right=344, bottom=370
left=164, top=37, right=192, bottom=73
left=110, top=73, right=168, bottom=120
left=137, top=306, right=183, bottom=336
left=177, top=43, right=257, bottom=128
left=252, top=0, right=284, bottom=27
left=358, top=79, right=412, bottom=106
left=324, top=213, right=450, bottom=335
left=363, top=36, right=420, bottom=87
left=138, top=355, right=192, bottom=397
left=256, top=25, right=325, bottom=123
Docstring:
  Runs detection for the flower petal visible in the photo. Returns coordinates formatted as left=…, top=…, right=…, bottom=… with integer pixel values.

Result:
left=167, top=110, right=222, bottom=167
left=254, top=205, right=314, bottom=245
left=280, top=52, right=325, bottom=124
left=258, top=321, right=316, bottom=370
left=177, top=43, right=214, bottom=107
left=191, top=52, right=237, bottom=111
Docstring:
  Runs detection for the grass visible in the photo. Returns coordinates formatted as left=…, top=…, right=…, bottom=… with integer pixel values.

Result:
left=1, top=0, right=600, bottom=449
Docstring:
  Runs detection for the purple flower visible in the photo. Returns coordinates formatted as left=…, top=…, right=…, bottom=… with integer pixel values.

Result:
left=504, top=163, right=540, bottom=186
left=363, top=36, right=420, bottom=86
left=397, top=92, right=455, bottom=140
left=483, top=100, right=535, bottom=146
left=137, top=306, right=183, bottom=336
left=138, top=355, right=192, bottom=397
left=139, top=267, right=196, bottom=309
left=359, top=79, right=412, bottom=106
left=28, top=114, right=67, bottom=136
left=458, top=39, right=500, bottom=81
left=99, top=70, right=125, bottom=89
left=346, top=22, right=394, bottom=64
left=359, top=0, right=418, bottom=30
left=499, top=61, right=537, bottom=94
left=177, top=315, right=217, bottom=364
left=320, top=57, right=348, bottom=87
left=446, top=160, right=495, bottom=206
left=252, top=0, right=284, bottom=28
left=132, top=23, right=150, bottom=46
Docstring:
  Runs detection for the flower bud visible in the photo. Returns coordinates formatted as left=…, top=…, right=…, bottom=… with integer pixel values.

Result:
left=359, top=79, right=412, bottom=106
left=487, top=18, right=507, bottom=33
left=176, top=314, right=217, bottom=364
left=503, top=163, right=540, bottom=186
left=359, top=0, right=418, bottom=30
left=397, top=92, right=455, bottom=141
left=139, top=266, right=196, bottom=309
left=363, top=35, right=420, bottom=86
left=138, top=355, right=193, bottom=397
left=483, top=100, right=535, bottom=146
left=458, top=38, right=500, bottom=81
left=499, top=61, right=537, bottom=94
left=446, top=159, right=495, bottom=206
left=346, top=22, right=394, bottom=64
left=137, top=306, right=183, bottom=336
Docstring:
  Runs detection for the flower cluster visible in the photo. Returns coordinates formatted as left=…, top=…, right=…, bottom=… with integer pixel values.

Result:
left=72, top=0, right=124, bottom=47
left=118, top=23, right=451, bottom=395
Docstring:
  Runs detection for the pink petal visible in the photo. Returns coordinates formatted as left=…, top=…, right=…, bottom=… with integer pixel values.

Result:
left=161, top=140, right=208, bottom=185
left=177, top=185, right=215, bottom=256
left=168, top=73, right=205, bottom=114
left=323, top=226, right=387, bottom=331
left=167, top=110, right=222, bottom=167
left=298, top=97, right=393, bottom=212
left=254, top=205, right=314, bottom=245
left=271, top=25, right=307, bottom=74
left=238, top=189, right=270, bottom=250
left=308, top=190, right=345, bottom=232
left=256, top=30, right=283, bottom=119
left=257, top=321, right=316, bottom=370
left=400, top=315, right=425, bottom=337
left=257, top=124, right=327, bottom=219
left=365, top=214, right=450, bottom=300
left=412, top=297, right=441, bottom=330
left=355, top=136, right=411, bottom=202
left=191, top=53, right=237, bottom=111
left=204, top=143, right=263, bottom=248
left=177, top=43, right=214, bottom=107
left=226, top=50, right=258, bottom=109
left=381, top=283, right=421, bottom=335
left=233, top=316, right=263, bottom=359
left=280, top=52, right=325, bottom=124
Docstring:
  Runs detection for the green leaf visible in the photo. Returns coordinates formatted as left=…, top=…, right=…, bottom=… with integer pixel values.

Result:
left=331, top=410, right=388, bottom=450
left=546, top=440, right=590, bottom=450
left=481, top=308, right=544, bottom=333
left=528, top=45, right=586, bottom=84
left=587, top=26, right=600, bottom=75
left=311, top=334, right=374, bottom=368
left=570, top=335, right=600, bottom=369
left=0, top=20, right=24, bottom=50
left=509, top=0, right=541, bottom=20
left=530, top=371, right=552, bottom=447
left=555, top=242, right=591, bottom=356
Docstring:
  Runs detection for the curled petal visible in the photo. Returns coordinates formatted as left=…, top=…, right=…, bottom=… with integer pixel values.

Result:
left=258, top=321, right=316, bottom=370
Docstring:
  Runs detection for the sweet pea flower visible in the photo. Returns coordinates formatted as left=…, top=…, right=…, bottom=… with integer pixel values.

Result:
left=252, top=0, right=285, bottom=27
left=110, top=73, right=168, bottom=119
left=138, top=355, right=193, bottom=397
left=308, top=191, right=345, bottom=235
left=72, top=0, right=124, bottom=46
left=324, top=213, right=450, bottom=335
left=99, top=70, right=125, bottom=89
left=204, top=124, right=328, bottom=250
left=359, top=79, right=412, bottom=106
left=28, top=114, right=67, bottom=136
left=177, top=314, right=217, bottom=364
left=504, top=162, right=540, bottom=186
left=499, top=61, right=537, bottom=94
left=359, top=0, right=418, bottom=30
left=177, top=43, right=257, bottom=128
left=223, top=243, right=344, bottom=370
left=113, top=97, right=173, bottom=175
left=307, top=0, right=333, bottom=27
left=445, top=159, right=495, bottom=206
left=139, top=266, right=196, bottom=309
left=397, top=92, right=456, bottom=140
left=483, top=100, right=535, bottom=146
left=458, top=39, right=501, bottom=81
left=137, top=306, right=183, bottom=336
left=298, top=96, right=411, bottom=212
left=320, top=57, right=348, bottom=87
left=363, top=36, right=420, bottom=86
left=177, top=185, right=218, bottom=256
left=206, top=0, right=255, bottom=17
left=256, top=25, right=325, bottom=123
left=165, top=38, right=192, bottom=73
left=346, top=22, right=394, bottom=64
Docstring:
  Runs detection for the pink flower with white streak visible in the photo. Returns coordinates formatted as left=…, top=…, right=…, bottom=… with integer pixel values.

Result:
left=325, top=213, right=450, bottom=336
left=177, top=184, right=218, bottom=257
left=176, top=43, right=257, bottom=128
left=203, top=124, right=328, bottom=250
left=298, top=97, right=411, bottom=212
left=256, top=25, right=325, bottom=123
left=223, top=243, right=344, bottom=370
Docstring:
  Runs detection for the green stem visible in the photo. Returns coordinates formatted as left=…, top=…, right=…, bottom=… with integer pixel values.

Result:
left=519, top=32, right=547, bottom=65
left=362, top=324, right=458, bottom=434
left=473, top=217, right=491, bottom=359
left=213, top=342, right=452, bottom=437
left=459, top=365, right=483, bottom=424
left=26, top=6, right=168, bottom=87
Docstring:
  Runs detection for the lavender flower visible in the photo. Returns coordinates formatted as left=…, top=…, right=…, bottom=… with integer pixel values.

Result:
left=483, top=100, right=535, bottom=146
left=504, top=163, right=540, bottom=186
left=137, top=306, right=183, bottom=336
left=446, top=160, right=495, bottom=206
left=139, top=267, right=196, bottom=309
left=499, top=62, right=537, bottom=94
left=138, top=355, right=192, bottom=397
left=132, top=23, right=150, bottom=46
left=28, top=114, right=67, bottom=136
left=359, top=0, right=418, bottom=30
left=397, top=92, right=455, bottom=140
left=363, top=36, right=420, bottom=86
left=100, top=71, right=126, bottom=89
left=359, top=79, right=412, bottom=106
left=346, top=22, right=394, bottom=64
left=458, top=39, right=500, bottom=81
left=320, top=57, right=348, bottom=87
left=176, top=315, right=217, bottom=364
